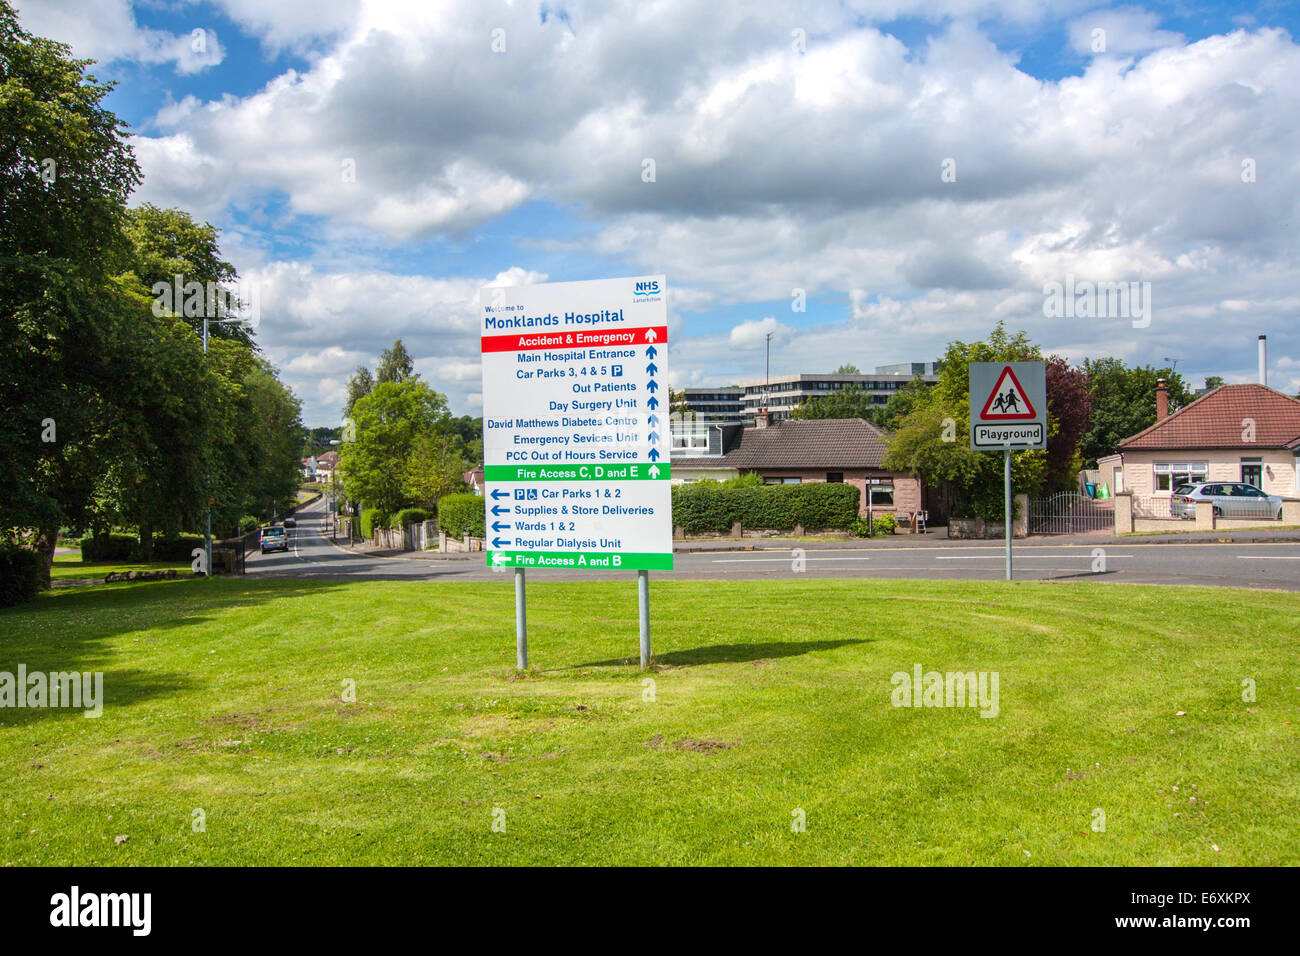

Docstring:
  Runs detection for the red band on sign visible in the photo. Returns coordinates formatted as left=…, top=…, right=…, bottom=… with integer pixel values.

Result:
left=481, top=326, right=667, bottom=353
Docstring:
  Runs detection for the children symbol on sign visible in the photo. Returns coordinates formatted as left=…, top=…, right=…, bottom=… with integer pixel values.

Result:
left=991, top=388, right=1021, bottom=415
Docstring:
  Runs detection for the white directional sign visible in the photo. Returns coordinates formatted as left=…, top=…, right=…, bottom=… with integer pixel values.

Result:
left=479, top=275, right=672, bottom=570
left=969, top=361, right=1047, bottom=450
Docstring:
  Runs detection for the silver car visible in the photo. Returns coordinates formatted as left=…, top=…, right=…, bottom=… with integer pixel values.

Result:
left=1171, top=482, right=1282, bottom=520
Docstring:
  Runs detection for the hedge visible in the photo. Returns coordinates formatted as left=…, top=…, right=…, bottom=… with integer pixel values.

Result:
left=79, top=533, right=138, bottom=562
left=0, top=541, right=43, bottom=607
left=392, top=508, right=429, bottom=530
left=79, top=532, right=206, bottom=562
left=437, top=493, right=486, bottom=538
left=359, top=508, right=390, bottom=539
left=671, top=481, right=860, bottom=534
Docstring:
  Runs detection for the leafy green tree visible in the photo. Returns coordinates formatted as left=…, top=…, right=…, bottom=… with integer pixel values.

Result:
left=0, top=2, right=141, bottom=582
left=833, top=363, right=861, bottom=374
left=376, top=339, right=417, bottom=384
left=345, top=365, right=373, bottom=417
left=119, top=203, right=251, bottom=347
left=884, top=323, right=1048, bottom=518
left=339, top=380, right=451, bottom=512
left=1204, top=375, right=1225, bottom=390
left=1078, top=358, right=1193, bottom=465
left=790, top=385, right=879, bottom=422
left=403, top=428, right=469, bottom=509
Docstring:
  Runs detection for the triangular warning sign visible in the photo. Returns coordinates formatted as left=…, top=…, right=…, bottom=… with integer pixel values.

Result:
left=979, top=366, right=1037, bottom=420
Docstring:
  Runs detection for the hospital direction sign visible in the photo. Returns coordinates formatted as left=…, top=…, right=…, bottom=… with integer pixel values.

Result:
left=479, top=275, right=673, bottom=570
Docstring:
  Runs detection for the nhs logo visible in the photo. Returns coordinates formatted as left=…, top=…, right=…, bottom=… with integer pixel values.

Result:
left=633, top=280, right=661, bottom=297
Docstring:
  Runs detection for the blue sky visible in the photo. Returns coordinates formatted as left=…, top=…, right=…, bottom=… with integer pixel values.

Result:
left=14, top=0, right=1300, bottom=424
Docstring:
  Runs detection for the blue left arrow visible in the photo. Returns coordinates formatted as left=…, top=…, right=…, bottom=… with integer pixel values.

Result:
left=491, top=504, right=511, bottom=516
left=492, top=537, right=511, bottom=548
left=490, top=489, right=509, bottom=500
left=491, top=521, right=511, bottom=532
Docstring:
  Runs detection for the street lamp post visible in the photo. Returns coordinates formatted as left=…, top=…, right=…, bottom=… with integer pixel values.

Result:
left=202, top=314, right=244, bottom=578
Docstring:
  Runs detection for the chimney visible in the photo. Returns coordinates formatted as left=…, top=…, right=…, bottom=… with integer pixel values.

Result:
left=754, top=408, right=769, bottom=429
left=1259, top=334, right=1267, bottom=386
left=1155, top=378, right=1168, bottom=421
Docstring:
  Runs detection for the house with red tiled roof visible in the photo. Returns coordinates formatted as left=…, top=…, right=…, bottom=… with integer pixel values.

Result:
left=670, top=415, right=922, bottom=518
left=1097, top=381, right=1300, bottom=499
left=315, top=450, right=340, bottom=482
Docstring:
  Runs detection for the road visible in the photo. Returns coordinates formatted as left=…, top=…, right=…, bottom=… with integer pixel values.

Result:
left=246, top=496, right=1300, bottom=590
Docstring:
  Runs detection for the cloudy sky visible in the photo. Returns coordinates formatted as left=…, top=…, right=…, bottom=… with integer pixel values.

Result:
left=15, top=0, right=1300, bottom=425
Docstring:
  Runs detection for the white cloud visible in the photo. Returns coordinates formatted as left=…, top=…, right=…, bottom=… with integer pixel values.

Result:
left=13, top=0, right=225, bottom=73
left=1068, top=7, right=1184, bottom=56
left=729, top=317, right=792, bottom=350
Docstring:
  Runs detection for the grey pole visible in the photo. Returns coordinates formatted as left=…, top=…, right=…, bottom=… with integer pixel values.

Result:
left=1004, top=448, right=1012, bottom=581
left=202, top=316, right=212, bottom=579
left=638, top=569, right=651, bottom=669
left=515, top=567, right=528, bottom=670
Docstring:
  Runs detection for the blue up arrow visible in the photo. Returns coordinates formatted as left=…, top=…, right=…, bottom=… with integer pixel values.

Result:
left=647, top=396, right=659, bottom=409
left=492, top=536, right=511, bottom=548
left=648, top=431, right=660, bottom=444
left=491, top=521, right=512, bottom=532
left=646, top=379, right=658, bottom=393
left=647, top=413, right=659, bottom=427
left=490, top=489, right=509, bottom=500
left=491, top=504, right=511, bottom=516
left=648, top=447, right=660, bottom=461
left=645, top=345, right=658, bottom=359
left=645, top=362, right=658, bottom=376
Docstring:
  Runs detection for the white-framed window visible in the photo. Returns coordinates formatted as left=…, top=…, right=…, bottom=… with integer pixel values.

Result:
left=1153, top=461, right=1207, bottom=492
left=865, top=478, right=894, bottom=506
left=763, top=477, right=801, bottom=485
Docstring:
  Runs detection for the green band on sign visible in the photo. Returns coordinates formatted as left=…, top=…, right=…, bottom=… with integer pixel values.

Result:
left=484, top=464, right=670, bottom=482
left=487, top=551, right=673, bottom=570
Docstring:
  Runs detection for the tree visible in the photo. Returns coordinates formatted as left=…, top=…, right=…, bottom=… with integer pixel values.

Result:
left=0, top=1, right=141, bottom=583
left=884, top=323, right=1048, bottom=518
left=1204, top=375, right=1225, bottom=390
left=119, top=203, right=251, bottom=347
left=1078, top=359, right=1194, bottom=465
left=1044, top=356, right=1092, bottom=490
left=339, top=380, right=451, bottom=512
left=345, top=365, right=374, bottom=419
left=403, top=428, right=469, bottom=509
left=376, top=339, right=417, bottom=384
left=790, top=385, right=878, bottom=422
left=833, top=363, right=861, bottom=374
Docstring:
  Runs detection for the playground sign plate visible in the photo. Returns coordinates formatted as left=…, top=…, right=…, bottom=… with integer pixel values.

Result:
left=969, top=362, right=1047, bottom=450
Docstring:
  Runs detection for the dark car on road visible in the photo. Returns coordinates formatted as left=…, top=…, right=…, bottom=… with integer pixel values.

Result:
left=260, top=527, right=288, bottom=553
left=283, top=517, right=297, bottom=529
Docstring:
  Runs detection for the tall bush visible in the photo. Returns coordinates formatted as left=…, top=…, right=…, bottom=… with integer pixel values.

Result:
left=437, top=493, right=486, bottom=538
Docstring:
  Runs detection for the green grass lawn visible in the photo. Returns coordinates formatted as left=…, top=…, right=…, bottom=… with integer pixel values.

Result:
left=49, top=555, right=193, bottom=583
left=1, top=576, right=1297, bottom=865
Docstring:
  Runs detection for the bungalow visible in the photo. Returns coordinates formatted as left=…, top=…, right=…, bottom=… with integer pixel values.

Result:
left=670, top=415, right=923, bottom=518
left=315, top=450, right=339, bottom=483
left=1098, top=380, right=1300, bottom=500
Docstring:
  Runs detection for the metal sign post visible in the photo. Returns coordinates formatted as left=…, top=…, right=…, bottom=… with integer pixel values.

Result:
left=515, top=568, right=528, bottom=669
left=638, top=570, right=650, bottom=668
left=969, top=362, right=1047, bottom=583
left=1004, top=449, right=1012, bottom=581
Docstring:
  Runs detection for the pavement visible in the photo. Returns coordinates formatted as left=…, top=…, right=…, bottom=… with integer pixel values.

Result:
left=243, top=496, right=1300, bottom=591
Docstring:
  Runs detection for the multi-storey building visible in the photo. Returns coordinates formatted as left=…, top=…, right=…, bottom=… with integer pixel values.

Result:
left=735, top=364, right=938, bottom=426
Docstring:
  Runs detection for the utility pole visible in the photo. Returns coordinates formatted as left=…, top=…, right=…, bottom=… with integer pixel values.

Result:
left=202, top=313, right=244, bottom=577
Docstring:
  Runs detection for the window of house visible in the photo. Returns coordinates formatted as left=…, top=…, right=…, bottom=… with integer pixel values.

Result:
left=763, top=477, right=801, bottom=485
left=1153, top=461, right=1207, bottom=492
left=826, top=472, right=844, bottom=483
left=865, top=479, right=894, bottom=505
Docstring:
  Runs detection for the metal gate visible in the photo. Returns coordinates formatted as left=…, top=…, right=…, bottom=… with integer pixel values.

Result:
left=1028, top=492, right=1112, bottom=535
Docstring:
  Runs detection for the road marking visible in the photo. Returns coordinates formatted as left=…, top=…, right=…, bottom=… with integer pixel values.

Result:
left=1235, top=555, right=1300, bottom=560
left=935, top=554, right=1133, bottom=560
left=711, top=556, right=870, bottom=563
